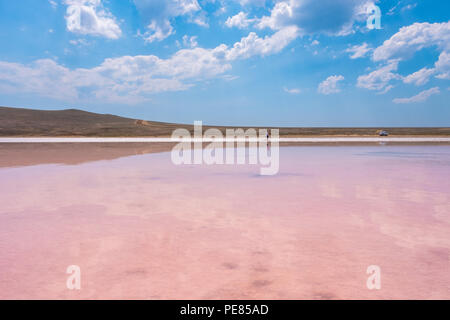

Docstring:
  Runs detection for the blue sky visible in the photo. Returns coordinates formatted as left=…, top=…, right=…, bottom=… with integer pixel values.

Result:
left=0, top=0, right=449, bottom=126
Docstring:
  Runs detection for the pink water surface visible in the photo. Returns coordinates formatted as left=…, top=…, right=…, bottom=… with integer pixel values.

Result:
left=0, top=145, right=449, bottom=299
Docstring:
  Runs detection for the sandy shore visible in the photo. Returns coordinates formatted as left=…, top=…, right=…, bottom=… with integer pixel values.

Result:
left=1, top=137, right=450, bottom=143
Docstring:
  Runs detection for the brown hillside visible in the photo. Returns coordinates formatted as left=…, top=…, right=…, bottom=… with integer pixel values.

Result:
left=0, top=106, right=449, bottom=137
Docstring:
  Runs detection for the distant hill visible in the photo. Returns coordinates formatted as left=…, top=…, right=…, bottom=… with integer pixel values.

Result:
left=0, top=106, right=192, bottom=137
left=0, top=106, right=449, bottom=137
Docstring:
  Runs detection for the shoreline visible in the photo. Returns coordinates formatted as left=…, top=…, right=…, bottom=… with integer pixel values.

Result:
left=1, top=137, right=450, bottom=143
left=2, top=141, right=449, bottom=168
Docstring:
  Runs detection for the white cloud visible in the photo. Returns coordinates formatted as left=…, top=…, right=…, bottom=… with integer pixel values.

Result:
left=191, top=12, right=209, bottom=27
left=257, top=0, right=376, bottom=36
left=225, top=12, right=254, bottom=29
left=284, top=87, right=301, bottom=94
left=238, top=0, right=266, bottom=6
left=393, top=87, right=440, bottom=104
left=311, top=40, right=319, bottom=46
left=386, top=1, right=416, bottom=16
left=372, top=22, right=450, bottom=61
left=49, top=0, right=58, bottom=9
left=377, top=84, right=394, bottom=95
left=0, top=51, right=224, bottom=104
left=346, top=42, right=372, bottom=59
left=222, top=74, right=239, bottom=81
left=69, top=38, right=91, bottom=46
left=64, top=0, right=122, bottom=39
left=403, top=51, right=450, bottom=85
left=401, top=3, right=417, bottom=12
left=403, top=67, right=435, bottom=86
left=0, top=29, right=297, bottom=104
left=318, top=75, right=344, bottom=95
left=357, top=60, right=401, bottom=92
left=0, top=59, right=78, bottom=100
left=387, top=3, right=399, bottom=16
left=182, top=35, right=198, bottom=48
left=134, top=0, right=205, bottom=43
left=434, top=51, right=450, bottom=80
left=257, top=1, right=293, bottom=30
left=215, top=5, right=227, bottom=16
left=356, top=21, right=450, bottom=95
left=140, top=20, right=174, bottom=43
left=226, top=26, right=299, bottom=60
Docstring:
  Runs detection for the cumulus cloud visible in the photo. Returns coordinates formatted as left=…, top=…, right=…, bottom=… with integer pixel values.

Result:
left=435, top=51, right=450, bottom=80
left=134, top=0, right=205, bottom=43
left=0, top=59, right=78, bottom=100
left=318, top=75, right=344, bottom=95
left=357, top=60, right=401, bottom=92
left=0, top=28, right=297, bottom=104
left=140, top=19, right=174, bottom=43
left=64, top=0, right=122, bottom=39
left=182, top=35, right=198, bottom=48
left=370, top=22, right=450, bottom=90
left=256, top=1, right=293, bottom=30
left=226, top=26, right=299, bottom=60
left=225, top=12, right=254, bottom=29
left=373, top=22, right=450, bottom=61
left=403, top=67, right=436, bottom=86
left=257, top=0, right=376, bottom=36
left=346, top=42, right=372, bottom=59
left=404, top=51, right=450, bottom=84
left=0, top=52, right=224, bottom=104
left=393, top=87, right=440, bottom=104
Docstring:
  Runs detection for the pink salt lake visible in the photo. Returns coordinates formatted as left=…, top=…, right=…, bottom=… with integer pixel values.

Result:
left=0, top=144, right=449, bottom=299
